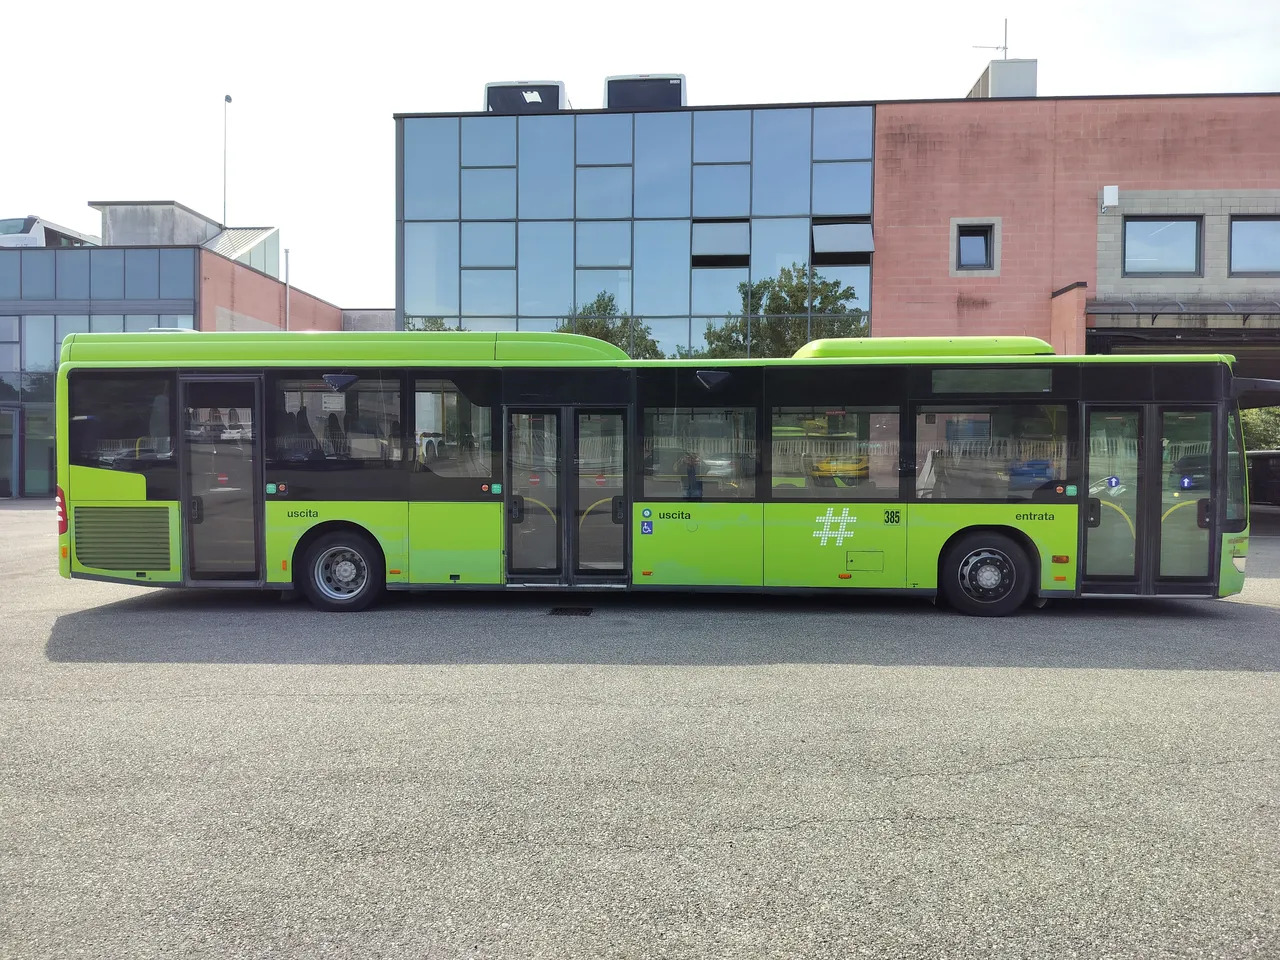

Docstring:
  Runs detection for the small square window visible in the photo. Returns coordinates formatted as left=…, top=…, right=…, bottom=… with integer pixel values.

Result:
left=957, top=225, right=993, bottom=270
left=1230, top=217, right=1280, bottom=276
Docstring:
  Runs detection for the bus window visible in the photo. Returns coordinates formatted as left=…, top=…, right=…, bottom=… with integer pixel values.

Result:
left=916, top=404, right=1069, bottom=500
left=771, top=406, right=899, bottom=499
left=642, top=406, right=757, bottom=500
left=68, top=374, right=175, bottom=469
left=413, top=378, right=493, bottom=478
left=271, top=373, right=400, bottom=463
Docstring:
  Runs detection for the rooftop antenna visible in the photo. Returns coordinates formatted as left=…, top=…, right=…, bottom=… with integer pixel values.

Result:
left=973, top=18, right=1009, bottom=60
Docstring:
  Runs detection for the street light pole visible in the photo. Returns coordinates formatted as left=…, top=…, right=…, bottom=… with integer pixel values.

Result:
left=223, top=95, right=232, bottom=225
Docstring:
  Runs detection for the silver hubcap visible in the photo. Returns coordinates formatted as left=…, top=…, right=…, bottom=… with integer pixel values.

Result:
left=314, top=546, right=368, bottom=602
left=957, top=547, right=1016, bottom=604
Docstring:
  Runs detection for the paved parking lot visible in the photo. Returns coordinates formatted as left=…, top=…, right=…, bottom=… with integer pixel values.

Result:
left=1, top=501, right=1277, bottom=959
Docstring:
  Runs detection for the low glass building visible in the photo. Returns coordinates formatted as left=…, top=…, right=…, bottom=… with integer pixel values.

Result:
left=396, top=104, right=875, bottom=358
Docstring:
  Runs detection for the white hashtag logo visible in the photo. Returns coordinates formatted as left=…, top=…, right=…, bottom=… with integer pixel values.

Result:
left=814, top=507, right=856, bottom=546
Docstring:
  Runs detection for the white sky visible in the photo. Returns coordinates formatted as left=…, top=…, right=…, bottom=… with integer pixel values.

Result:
left=6, top=0, right=1278, bottom=309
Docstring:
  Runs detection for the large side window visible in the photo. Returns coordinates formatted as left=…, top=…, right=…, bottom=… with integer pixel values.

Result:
left=642, top=406, right=757, bottom=500
left=772, top=406, right=899, bottom=499
left=69, top=373, right=175, bottom=468
left=1225, top=407, right=1247, bottom=531
left=916, top=404, right=1069, bottom=500
left=413, top=377, right=493, bottom=479
left=270, top=373, right=401, bottom=464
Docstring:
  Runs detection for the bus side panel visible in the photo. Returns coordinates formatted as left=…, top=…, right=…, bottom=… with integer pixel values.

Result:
left=69, top=501, right=183, bottom=584
left=905, top=503, right=1080, bottom=594
left=264, top=502, right=408, bottom=586
left=409, top=501, right=504, bottom=584
left=632, top=503, right=763, bottom=587
left=763, top=502, right=907, bottom=589
left=1219, top=530, right=1249, bottom=597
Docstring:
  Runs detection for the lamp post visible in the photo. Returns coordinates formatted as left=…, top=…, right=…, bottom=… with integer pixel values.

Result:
left=223, top=95, right=232, bottom=225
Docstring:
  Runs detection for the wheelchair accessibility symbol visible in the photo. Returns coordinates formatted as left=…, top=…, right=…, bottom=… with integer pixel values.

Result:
left=641, top=521, right=654, bottom=535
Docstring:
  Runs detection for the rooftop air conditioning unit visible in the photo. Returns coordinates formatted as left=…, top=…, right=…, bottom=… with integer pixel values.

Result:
left=604, top=74, right=686, bottom=110
left=484, top=81, right=566, bottom=114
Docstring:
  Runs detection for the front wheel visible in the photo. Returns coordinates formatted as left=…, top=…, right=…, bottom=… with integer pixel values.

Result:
left=300, top=531, right=384, bottom=612
left=941, top=532, right=1032, bottom=617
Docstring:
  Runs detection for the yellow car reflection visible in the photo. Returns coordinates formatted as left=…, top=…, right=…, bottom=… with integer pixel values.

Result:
left=808, top=454, right=870, bottom=486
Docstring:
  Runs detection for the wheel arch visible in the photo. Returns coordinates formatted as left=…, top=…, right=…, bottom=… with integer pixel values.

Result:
left=291, top=520, right=387, bottom=587
left=937, top=524, right=1042, bottom=598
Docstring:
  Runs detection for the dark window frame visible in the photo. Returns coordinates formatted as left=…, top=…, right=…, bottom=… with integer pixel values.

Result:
left=956, top=224, right=994, bottom=271
left=1227, top=214, right=1280, bottom=278
left=1121, top=215, right=1203, bottom=278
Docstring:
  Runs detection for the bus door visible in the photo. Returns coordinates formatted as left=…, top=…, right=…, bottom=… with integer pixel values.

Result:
left=1082, top=405, right=1216, bottom=595
left=0, top=406, right=17, bottom=497
left=505, top=407, right=628, bottom=586
left=180, top=377, right=263, bottom=583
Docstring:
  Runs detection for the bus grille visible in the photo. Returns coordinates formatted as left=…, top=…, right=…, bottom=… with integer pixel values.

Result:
left=74, top=507, right=172, bottom=570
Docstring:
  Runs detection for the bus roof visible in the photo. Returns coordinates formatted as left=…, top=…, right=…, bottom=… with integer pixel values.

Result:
left=57, top=330, right=1237, bottom=368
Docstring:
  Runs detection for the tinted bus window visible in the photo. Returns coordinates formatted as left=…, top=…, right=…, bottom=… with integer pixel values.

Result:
left=643, top=406, right=757, bottom=500
left=772, top=406, right=899, bottom=499
left=69, top=374, right=175, bottom=467
left=272, top=374, right=401, bottom=463
left=916, top=404, right=1069, bottom=500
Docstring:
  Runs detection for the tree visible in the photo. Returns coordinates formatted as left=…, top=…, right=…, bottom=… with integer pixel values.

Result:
left=1242, top=406, right=1280, bottom=450
left=691, top=262, right=867, bottom=359
left=404, top=316, right=456, bottom=332
left=556, top=291, right=664, bottom=359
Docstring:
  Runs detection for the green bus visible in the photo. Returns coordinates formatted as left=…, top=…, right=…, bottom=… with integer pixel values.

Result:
left=55, top=330, right=1260, bottom=616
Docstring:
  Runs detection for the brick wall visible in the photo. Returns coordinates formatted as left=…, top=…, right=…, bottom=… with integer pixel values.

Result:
left=199, top=250, right=342, bottom=332
left=872, top=95, right=1280, bottom=349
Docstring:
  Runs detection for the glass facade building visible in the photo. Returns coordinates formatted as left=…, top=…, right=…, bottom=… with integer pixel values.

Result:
left=397, top=105, right=874, bottom=358
left=0, top=246, right=197, bottom=496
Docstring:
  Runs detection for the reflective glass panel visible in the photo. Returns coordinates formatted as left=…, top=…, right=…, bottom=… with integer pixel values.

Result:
left=812, top=161, right=872, bottom=216
left=21, top=251, right=54, bottom=299
left=692, top=164, right=750, bottom=218
left=1124, top=219, right=1199, bottom=274
left=462, top=167, right=516, bottom=219
left=1160, top=409, right=1213, bottom=577
left=576, top=270, right=631, bottom=314
left=89, top=315, right=124, bottom=333
left=634, top=221, right=691, bottom=316
left=403, top=117, right=459, bottom=219
left=1085, top=410, right=1140, bottom=577
left=518, top=222, right=573, bottom=316
left=751, top=218, right=809, bottom=283
left=1230, top=218, right=1280, bottom=273
left=125, top=315, right=158, bottom=332
left=693, top=221, right=750, bottom=256
left=55, top=249, right=90, bottom=298
left=159, top=248, right=196, bottom=299
left=642, top=406, right=758, bottom=499
left=811, top=265, right=870, bottom=319
left=462, top=270, right=516, bottom=316
left=752, top=109, right=811, bottom=216
left=404, top=222, right=460, bottom=316
left=461, top=221, right=515, bottom=268
left=693, top=110, right=750, bottom=162
left=461, top=115, right=516, bottom=166
left=691, top=318, right=748, bottom=358
left=90, top=250, right=124, bottom=299
left=576, top=113, right=632, bottom=165
left=518, top=115, right=574, bottom=218
left=158, top=314, right=195, bottom=329
left=22, top=404, right=54, bottom=496
left=647, top=318, right=691, bottom=359
left=692, top=267, right=748, bottom=316
left=55, top=315, right=89, bottom=351
left=634, top=112, right=691, bottom=218
left=813, top=106, right=874, bottom=160
left=0, top=316, right=17, bottom=339
left=576, top=167, right=632, bottom=219
left=0, top=347, right=15, bottom=373
left=21, top=315, right=55, bottom=371
left=0, top=251, right=18, bottom=298
left=576, top=222, right=631, bottom=267
left=813, top=222, right=874, bottom=254
left=124, top=248, right=160, bottom=299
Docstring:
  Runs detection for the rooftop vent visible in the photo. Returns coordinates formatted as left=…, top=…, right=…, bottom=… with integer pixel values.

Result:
left=484, top=81, right=566, bottom=114
left=604, top=74, right=686, bottom=110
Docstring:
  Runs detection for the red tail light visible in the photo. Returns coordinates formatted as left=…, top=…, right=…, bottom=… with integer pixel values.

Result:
left=55, top=486, right=67, bottom=536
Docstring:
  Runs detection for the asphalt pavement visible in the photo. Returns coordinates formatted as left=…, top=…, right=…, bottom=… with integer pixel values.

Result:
left=1, top=500, right=1277, bottom=959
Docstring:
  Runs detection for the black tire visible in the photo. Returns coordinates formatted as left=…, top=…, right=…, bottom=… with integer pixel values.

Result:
left=299, top=530, right=384, bottom=612
left=941, top=532, right=1032, bottom=617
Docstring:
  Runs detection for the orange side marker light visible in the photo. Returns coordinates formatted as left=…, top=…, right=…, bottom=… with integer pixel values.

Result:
left=61, top=546, right=68, bottom=559
left=838, top=573, right=852, bottom=579
left=1054, top=575, right=1067, bottom=581
left=641, top=570, right=653, bottom=576
left=1051, top=555, right=1070, bottom=564
left=281, top=560, right=288, bottom=572
left=388, top=569, right=402, bottom=575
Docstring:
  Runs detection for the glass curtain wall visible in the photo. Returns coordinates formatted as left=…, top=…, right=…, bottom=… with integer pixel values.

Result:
left=401, top=105, right=874, bottom=357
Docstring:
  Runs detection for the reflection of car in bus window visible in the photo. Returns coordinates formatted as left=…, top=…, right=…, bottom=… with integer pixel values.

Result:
left=1170, top=454, right=1210, bottom=491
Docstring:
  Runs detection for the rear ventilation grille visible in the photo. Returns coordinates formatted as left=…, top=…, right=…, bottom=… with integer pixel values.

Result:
left=74, top=506, right=171, bottom=570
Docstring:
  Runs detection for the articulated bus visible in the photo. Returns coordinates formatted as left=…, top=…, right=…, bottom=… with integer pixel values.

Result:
left=55, top=331, right=1262, bottom=616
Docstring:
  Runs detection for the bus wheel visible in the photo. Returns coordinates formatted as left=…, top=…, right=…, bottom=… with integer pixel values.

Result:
left=301, top=531, right=384, bottom=612
left=942, top=533, right=1031, bottom=617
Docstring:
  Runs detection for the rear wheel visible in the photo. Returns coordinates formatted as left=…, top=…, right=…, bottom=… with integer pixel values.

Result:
left=941, top=532, right=1032, bottom=617
left=300, top=530, right=384, bottom=612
